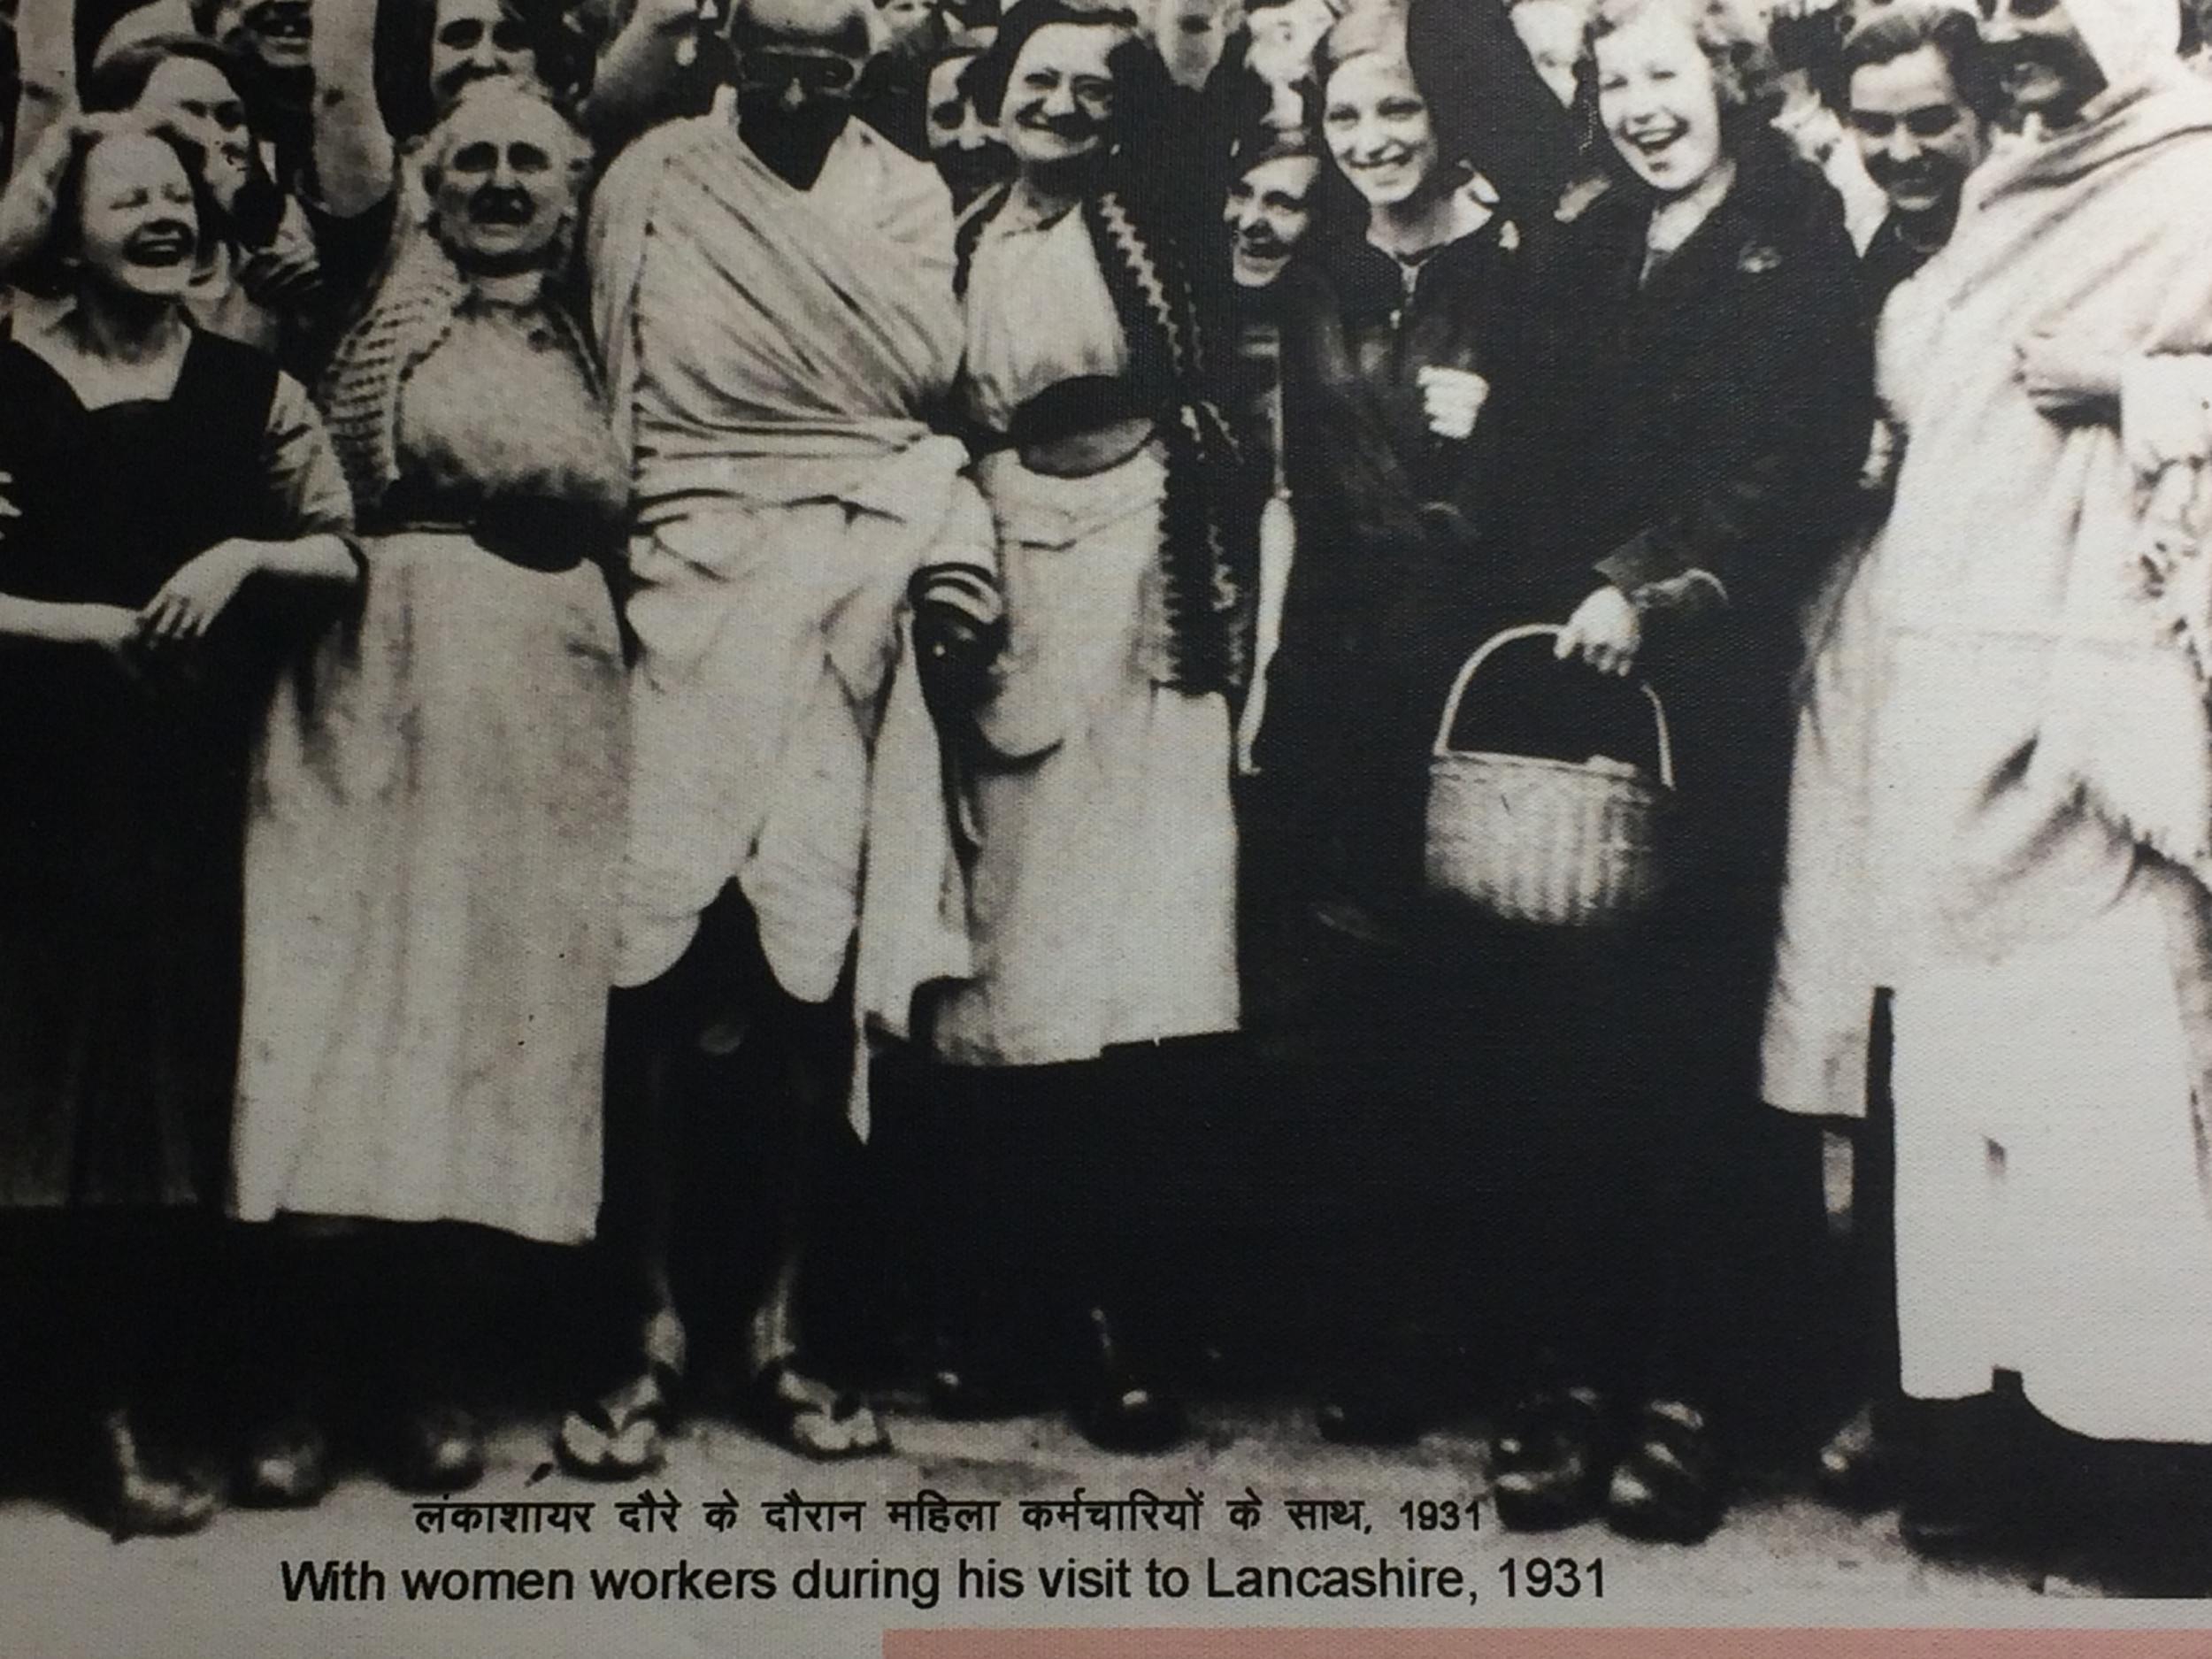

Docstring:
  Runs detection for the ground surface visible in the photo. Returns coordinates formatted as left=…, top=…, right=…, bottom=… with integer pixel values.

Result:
left=5, top=1389, right=2147, bottom=1659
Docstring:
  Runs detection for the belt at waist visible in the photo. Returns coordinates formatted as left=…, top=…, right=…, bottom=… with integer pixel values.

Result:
left=365, top=487, right=617, bottom=574
left=984, top=374, right=1152, bottom=454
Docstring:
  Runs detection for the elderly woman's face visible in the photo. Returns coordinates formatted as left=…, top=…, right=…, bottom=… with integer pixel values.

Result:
left=1323, top=52, right=1439, bottom=210
left=1595, top=7, right=1725, bottom=196
left=76, top=133, right=200, bottom=301
left=430, top=96, right=572, bottom=271
left=135, top=56, right=252, bottom=213
left=431, top=0, right=541, bottom=113
left=1003, top=22, right=1118, bottom=169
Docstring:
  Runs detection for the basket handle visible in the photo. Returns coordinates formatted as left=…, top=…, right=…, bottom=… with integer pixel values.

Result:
left=1431, top=623, right=1675, bottom=791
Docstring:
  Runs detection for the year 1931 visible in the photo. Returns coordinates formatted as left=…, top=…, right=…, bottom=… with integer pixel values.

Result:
left=1497, top=1557, right=1603, bottom=1598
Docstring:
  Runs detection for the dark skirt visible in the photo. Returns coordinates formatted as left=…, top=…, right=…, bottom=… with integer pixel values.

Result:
left=0, top=664, right=251, bottom=1210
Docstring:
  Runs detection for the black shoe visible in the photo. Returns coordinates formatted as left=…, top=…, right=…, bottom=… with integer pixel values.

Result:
left=88, top=1407, right=217, bottom=1540
left=926, top=1363, right=1059, bottom=1423
left=237, top=1415, right=332, bottom=1509
left=1317, top=1381, right=1422, bottom=1448
left=389, top=1402, right=486, bottom=1494
left=1898, top=1495, right=1998, bottom=1557
left=1605, top=1398, right=1727, bottom=1543
left=1493, top=1385, right=1613, bottom=1531
left=1815, top=1400, right=1898, bottom=1511
left=1071, top=1307, right=1184, bottom=1455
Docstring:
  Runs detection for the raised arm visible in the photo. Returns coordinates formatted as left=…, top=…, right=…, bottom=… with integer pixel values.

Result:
left=579, top=0, right=710, bottom=143
left=11, top=0, right=77, bottom=177
left=311, top=0, right=398, bottom=217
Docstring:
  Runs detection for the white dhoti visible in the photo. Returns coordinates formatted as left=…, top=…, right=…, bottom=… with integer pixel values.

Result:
left=1894, top=865, right=2212, bottom=1442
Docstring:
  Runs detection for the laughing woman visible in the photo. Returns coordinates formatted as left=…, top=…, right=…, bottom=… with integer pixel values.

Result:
left=0, top=116, right=357, bottom=1536
left=228, top=81, right=626, bottom=1502
left=1479, top=0, right=1869, bottom=1540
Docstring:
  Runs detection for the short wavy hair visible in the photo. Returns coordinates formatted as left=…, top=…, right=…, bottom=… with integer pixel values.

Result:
left=0, top=116, right=217, bottom=299
left=963, top=0, right=1146, bottom=125
left=1586, top=0, right=1785, bottom=129
left=416, top=76, right=593, bottom=261
left=1822, top=2, right=1993, bottom=117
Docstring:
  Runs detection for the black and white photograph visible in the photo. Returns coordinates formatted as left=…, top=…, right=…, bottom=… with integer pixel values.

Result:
left=0, top=0, right=2210, bottom=1643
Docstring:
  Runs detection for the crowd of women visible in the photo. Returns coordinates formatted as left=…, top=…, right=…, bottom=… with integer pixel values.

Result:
left=1, top=0, right=2210, bottom=1580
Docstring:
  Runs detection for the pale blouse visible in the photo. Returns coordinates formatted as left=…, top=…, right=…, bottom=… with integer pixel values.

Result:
left=394, top=293, right=628, bottom=519
left=963, top=190, right=1128, bottom=435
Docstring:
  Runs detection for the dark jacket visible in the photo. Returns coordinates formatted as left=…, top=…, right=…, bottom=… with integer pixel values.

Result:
left=1858, top=211, right=1939, bottom=328
left=1525, top=136, right=1872, bottom=631
left=1254, top=209, right=1532, bottom=909
left=1512, top=134, right=1872, bottom=880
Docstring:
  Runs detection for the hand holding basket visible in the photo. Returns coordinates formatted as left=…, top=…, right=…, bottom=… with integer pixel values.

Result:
left=1424, top=625, right=1677, bottom=926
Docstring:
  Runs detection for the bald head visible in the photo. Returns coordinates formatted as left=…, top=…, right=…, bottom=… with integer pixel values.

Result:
left=731, top=0, right=873, bottom=54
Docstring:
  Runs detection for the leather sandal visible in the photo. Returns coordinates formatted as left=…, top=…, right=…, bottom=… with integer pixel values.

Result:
left=1605, top=1398, right=1727, bottom=1542
left=741, top=1357, right=890, bottom=1462
left=557, top=1309, right=684, bottom=1481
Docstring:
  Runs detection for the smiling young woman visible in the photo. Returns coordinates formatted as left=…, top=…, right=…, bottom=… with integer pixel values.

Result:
left=911, top=0, right=1248, bottom=1455
left=1465, top=0, right=1871, bottom=1544
left=1240, top=14, right=1532, bottom=1449
left=0, top=114, right=357, bottom=1540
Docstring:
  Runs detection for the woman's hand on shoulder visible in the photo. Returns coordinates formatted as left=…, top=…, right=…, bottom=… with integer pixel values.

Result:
left=1556, top=583, right=1641, bottom=677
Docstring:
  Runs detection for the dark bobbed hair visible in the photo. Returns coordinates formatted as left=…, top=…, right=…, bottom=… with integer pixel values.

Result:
left=373, top=0, right=597, bottom=142
left=1822, top=2, right=1993, bottom=118
left=964, top=0, right=1144, bottom=124
left=0, top=119, right=220, bottom=299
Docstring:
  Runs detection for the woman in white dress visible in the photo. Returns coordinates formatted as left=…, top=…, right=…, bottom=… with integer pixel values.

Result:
left=912, top=0, right=1248, bottom=1452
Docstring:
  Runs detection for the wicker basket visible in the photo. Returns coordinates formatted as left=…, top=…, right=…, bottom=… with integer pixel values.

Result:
left=1424, top=624, right=1676, bottom=926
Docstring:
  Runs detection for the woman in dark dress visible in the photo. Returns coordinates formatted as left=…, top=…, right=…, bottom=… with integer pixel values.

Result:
left=0, top=116, right=357, bottom=1536
left=1474, top=0, right=1870, bottom=1540
left=1241, top=12, right=1532, bottom=1445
